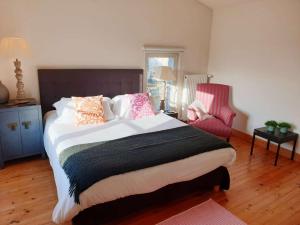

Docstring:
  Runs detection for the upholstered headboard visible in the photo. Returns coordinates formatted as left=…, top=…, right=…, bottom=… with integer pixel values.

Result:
left=38, top=69, right=143, bottom=114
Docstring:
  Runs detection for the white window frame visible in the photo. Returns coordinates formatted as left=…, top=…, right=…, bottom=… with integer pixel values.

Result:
left=143, top=46, right=184, bottom=113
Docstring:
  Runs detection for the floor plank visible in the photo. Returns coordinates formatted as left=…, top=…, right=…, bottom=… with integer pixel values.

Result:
left=0, top=136, right=300, bottom=225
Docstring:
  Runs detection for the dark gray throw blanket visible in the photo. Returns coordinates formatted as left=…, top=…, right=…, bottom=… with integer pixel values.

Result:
left=59, top=126, right=232, bottom=204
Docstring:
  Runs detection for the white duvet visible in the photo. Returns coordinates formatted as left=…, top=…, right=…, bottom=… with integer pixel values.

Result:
left=44, top=111, right=236, bottom=224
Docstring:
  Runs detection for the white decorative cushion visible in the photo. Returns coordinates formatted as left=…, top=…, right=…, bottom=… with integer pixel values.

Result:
left=102, top=97, right=115, bottom=121
left=189, top=99, right=213, bottom=121
left=53, top=98, right=76, bottom=124
left=111, top=95, right=131, bottom=119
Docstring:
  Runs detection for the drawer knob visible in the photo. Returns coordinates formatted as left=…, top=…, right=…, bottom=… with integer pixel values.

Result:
left=7, top=122, right=18, bottom=131
left=22, top=121, right=32, bottom=129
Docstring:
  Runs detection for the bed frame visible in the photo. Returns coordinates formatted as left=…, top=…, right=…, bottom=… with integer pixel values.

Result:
left=37, top=69, right=230, bottom=225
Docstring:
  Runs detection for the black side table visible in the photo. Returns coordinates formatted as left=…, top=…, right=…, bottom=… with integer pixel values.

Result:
left=250, top=127, right=298, bottom=166
left=164, top=111, right=178, bottom=119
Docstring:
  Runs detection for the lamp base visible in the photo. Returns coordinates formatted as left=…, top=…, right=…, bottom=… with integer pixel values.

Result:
left=14, top=59, right=26, bottom=100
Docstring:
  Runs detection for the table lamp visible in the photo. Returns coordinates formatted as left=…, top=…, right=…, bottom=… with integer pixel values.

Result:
left=0, top=37, right=30, bottom=102
left=153, top=66, right=176, bottom=111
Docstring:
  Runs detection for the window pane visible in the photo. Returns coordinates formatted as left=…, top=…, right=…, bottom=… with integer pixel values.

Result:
left=146, top=56, right=177, bottom=111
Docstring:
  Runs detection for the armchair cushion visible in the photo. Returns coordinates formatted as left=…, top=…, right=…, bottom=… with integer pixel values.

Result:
left=219, top=106, right=236, bottom=127
left=190, top=117, right=232, bottom=138
left=187, top=108, right=198, bottom=122
left=187, top=99, right=213, bottom=122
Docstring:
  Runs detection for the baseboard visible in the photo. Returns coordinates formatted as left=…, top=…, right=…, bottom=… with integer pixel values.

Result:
left=232, top=128, right=300, bottom=162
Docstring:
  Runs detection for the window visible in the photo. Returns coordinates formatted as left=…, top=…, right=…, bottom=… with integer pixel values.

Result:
left=144, top=47, right=183, bottom=112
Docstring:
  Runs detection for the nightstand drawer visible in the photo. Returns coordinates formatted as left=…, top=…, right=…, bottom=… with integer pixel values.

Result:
left=0, top=111, right=22, bottom=160
left=19, top=109, right=42, bottom=155
left=164, top=111, right=178, bottom=119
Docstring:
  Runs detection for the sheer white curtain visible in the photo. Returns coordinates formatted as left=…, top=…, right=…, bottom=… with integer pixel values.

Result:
left=181, top=74, right=209, bottom=121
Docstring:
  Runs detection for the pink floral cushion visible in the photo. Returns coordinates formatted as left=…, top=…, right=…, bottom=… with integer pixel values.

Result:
left=128, top=93, right=155, bottom=120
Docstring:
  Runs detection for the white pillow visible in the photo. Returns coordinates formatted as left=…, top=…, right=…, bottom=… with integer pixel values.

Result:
left=190, top=99, right=213, bottom=121
left=53, top=97, right=70, bottom=117
left=53, top=97, right=115, bottom=123
left=149, top=94, right=161, bottom=113
left=102, top=97, right=115, bottom=121
left=53, top=98, right=76, bottom=124
left=111, top=95, right=131, bottom=119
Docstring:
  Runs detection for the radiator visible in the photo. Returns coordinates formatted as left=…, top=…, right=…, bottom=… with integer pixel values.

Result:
left=181, top=74, right=210, bottom=120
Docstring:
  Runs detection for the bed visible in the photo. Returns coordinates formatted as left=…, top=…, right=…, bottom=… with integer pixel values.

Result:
left=38, top=69, right=236, bottom=224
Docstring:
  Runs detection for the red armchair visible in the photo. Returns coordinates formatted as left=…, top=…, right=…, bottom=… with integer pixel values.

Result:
left=187, top=83, right=236, bottom=140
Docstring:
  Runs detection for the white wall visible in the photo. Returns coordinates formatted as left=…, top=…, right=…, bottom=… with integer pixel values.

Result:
left=208, top=0, right=300, bottom=152
left=0, top=0, right=212, bottom=100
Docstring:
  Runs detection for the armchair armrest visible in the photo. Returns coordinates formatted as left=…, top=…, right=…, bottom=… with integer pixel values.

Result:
left=220, top=106, right=236, bottom=127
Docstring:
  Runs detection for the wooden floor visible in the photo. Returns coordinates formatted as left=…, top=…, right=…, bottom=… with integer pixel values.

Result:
left=1, top=135, right=300, bottom=225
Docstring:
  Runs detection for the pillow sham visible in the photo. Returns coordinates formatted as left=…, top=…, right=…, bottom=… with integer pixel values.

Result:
left=128, top=93, right=155, bottom=120
left=72, top=95, right=105, bottom=126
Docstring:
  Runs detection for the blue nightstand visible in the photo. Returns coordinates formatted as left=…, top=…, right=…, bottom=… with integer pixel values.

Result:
left=0, top=100, right=45, bottom=168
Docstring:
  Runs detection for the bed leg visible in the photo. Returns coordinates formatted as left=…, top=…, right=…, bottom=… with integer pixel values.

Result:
left=213, top=185, right=221, bottom=192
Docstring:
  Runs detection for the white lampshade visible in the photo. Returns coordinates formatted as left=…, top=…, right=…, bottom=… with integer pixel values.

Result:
left=0, top=37, right=30, bottom=59
left=153, top=66, right=176, bottom=81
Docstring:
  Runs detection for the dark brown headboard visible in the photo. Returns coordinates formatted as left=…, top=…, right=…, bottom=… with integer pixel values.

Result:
left=38, top=69, right=143, bottom=114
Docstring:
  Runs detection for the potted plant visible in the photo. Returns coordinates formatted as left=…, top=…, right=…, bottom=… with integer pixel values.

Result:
left=265, top=120, right=278, bottom=132
left=278, top=122, right=292, bottom=134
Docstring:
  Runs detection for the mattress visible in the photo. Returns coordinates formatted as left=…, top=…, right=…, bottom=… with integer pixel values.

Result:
left=44, top=111, right=236, bottom=224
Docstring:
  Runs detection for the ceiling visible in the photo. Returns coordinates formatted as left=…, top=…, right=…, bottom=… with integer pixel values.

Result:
left=197, top=0, right=250, bottom=9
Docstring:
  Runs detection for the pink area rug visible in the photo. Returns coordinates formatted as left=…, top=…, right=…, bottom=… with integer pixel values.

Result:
left=157, top=199, right=247, bottom=225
